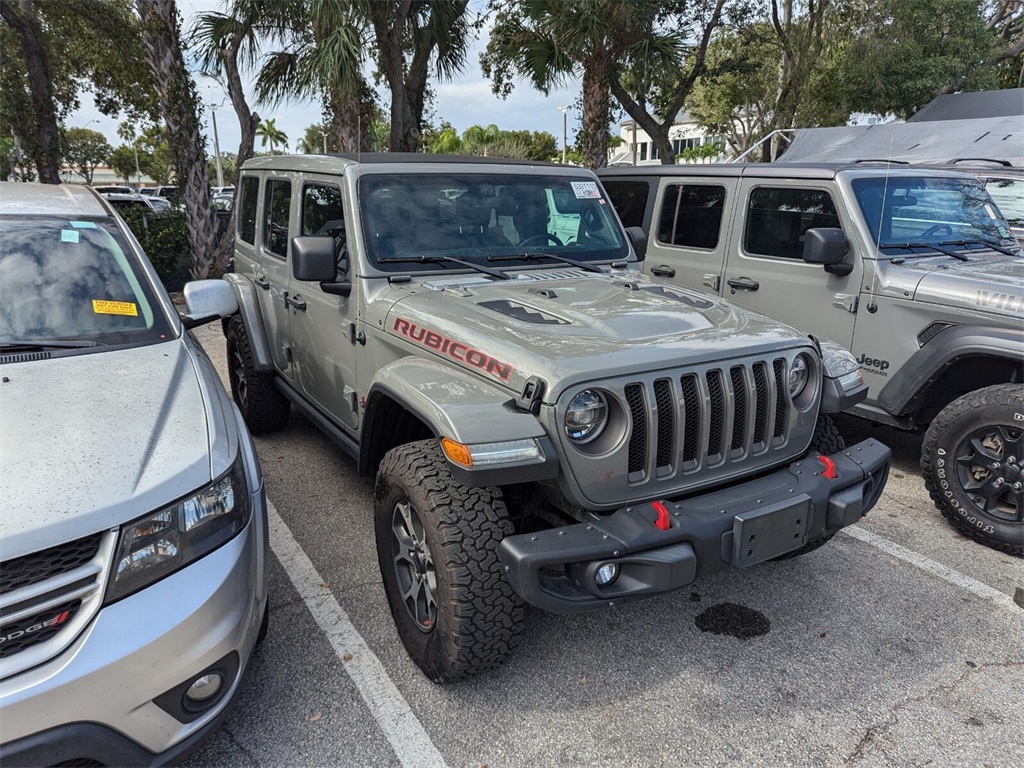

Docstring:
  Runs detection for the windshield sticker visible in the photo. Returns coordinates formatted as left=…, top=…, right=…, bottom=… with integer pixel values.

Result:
left=69, top=221, right=98, bottom=229
left=571, top=181, right=602, bottom=200
left=392, top=317, right=513, bottom=381
left=60, top=230, right=80, bottom=243
left=92, top=299, right=139, bottom=317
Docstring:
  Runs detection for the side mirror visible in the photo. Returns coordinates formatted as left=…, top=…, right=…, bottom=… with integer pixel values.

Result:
left=626, top=225, right=648, bottom=261
left=803, top=228, right=852, bottom=276
left=292, top=236, right=337, bottom=282
left=181, top=279, right=239, bottom=328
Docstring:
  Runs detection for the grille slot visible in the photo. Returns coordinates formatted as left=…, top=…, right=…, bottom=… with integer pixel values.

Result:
left=730, top=366, right=747, bottom=453
left=707, top=370, right=725, bottom=461
left=1, top=533, right=103, bottom=596
left=753, top=362, right=770, bottom=448
left=680, top=375, right=701, bottom=465
left=0, top=600, right=81, bottom=658
left=772, top=359, right=787, bottom=439
left=653, top=379, right=674, bottom=471
left=625, top=384, right=647, bottom=476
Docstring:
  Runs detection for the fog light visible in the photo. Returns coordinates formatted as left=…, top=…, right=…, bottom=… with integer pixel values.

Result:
left=595, top=563, right=619, bottom=587
left=186, top=673, right=223, bottom=702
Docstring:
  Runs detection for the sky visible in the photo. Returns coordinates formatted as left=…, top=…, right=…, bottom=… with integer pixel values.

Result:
left=70, top=0, right=585, bottom=158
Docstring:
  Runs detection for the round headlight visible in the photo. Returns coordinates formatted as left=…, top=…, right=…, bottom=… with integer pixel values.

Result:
left=789, top=355, right=810, bottom=398
left=565, top=390, right=608, bottom=442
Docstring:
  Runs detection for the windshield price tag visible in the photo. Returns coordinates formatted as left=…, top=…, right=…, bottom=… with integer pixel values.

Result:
left=60, top=230, right=80, bottom=243
left=571, top=181, right=602, bottom=199
left=92, top=300, right=138, bottom=317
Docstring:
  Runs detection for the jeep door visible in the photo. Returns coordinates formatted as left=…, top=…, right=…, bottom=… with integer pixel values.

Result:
left=718, top=179, right=862, bottom=349
left=287, top=180, right=360, bottom=432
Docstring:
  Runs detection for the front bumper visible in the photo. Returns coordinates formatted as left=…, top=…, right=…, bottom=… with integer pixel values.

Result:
left=0, top=484, right=269, bottom=767
left=499, top=439, right=890, bottom=614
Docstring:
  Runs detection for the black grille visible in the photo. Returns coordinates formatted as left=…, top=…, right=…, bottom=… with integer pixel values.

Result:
left=681, top=375, right=701, bottom=465
left=625, top=384, right=647, bottom=475
left=0, top=600, right=81, bottom=658
left=1, top=533, right=102, bottom=596
left=730, top=366, right=747, bottom=453
left=772, top=359, right=787, bottom=439
left=917, top=321, right=956, bottom=347
left=654, top=379, right=674, bottom=470
left=753, top=363, right=770, bottom=447
left=707, top=371, right=725, bottom=459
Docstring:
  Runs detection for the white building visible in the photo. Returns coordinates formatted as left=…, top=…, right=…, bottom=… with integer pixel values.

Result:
left=609, top=113, right=725, bottom=166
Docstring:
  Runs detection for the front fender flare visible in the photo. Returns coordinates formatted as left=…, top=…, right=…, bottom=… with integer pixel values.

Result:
left=222, top=273, right=273, bottom=372
left=361, top=357, right=558, bottom=486
left=878, top=324, right=1024, bottom=416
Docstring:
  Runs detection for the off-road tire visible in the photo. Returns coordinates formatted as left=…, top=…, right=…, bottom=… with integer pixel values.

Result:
left=374, top=440, right=525, bottom=683
left=922, top=385, right=1024, bottom=557
left=773, top=415, right=847, bottom=561
left=225, top=315, right=290, bottom=434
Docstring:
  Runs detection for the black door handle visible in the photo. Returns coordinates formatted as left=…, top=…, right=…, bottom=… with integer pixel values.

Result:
left=727, top=276, right=760, bottom=292
left=650, top=264, right=676, bottom=278
left=254, top=275, right=270, bottom=290
left=284, top=293, right=307, bottom=311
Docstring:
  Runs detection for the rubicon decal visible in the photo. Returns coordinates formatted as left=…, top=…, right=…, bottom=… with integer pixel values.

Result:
left=393, top=318, right=513, bottom=381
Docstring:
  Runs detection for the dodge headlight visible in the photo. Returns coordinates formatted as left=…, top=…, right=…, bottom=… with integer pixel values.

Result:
left=106, top=458, right=250, bottom=602
left=565, top=390, right=608, bottom=442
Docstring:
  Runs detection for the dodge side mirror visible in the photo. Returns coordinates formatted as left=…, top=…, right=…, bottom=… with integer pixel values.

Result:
left=803, top=228, right=852, bottom=276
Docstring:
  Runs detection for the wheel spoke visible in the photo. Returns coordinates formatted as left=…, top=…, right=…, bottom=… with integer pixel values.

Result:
left=389, top=499, right=437, bottom=631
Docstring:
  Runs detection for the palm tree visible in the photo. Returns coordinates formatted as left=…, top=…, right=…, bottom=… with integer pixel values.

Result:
left=431, top=128, right=463, bottom=154
left=256, top=118, right=288, bottom=155
left=461, top=124, right=501, bottom=156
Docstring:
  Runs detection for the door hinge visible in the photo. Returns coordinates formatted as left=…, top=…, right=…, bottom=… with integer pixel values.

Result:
left=702, top=273, right=720, bottom=291
left=344, top=385, right=357, bottom=412
left=284, top=345, right=293, bottom=363
left=833, top=294, right=859, bottom=314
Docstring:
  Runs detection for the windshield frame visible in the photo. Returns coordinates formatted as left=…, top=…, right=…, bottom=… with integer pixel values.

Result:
left=0, top=213, right=176, bottom=353
left=849, top=175, right=1018, bottom=259
left=356, top=170, right=631, bottom=275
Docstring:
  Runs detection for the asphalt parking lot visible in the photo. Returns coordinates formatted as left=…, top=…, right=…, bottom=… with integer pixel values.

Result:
left=186, top=323, right=1023, bottom=768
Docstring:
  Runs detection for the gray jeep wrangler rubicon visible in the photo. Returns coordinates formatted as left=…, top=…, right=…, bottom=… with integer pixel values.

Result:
left=223, top=154, right=890, bottom=682
left=599, top=163, right=1023, bottom=556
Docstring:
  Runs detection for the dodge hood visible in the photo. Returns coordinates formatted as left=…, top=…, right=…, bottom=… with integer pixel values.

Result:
left=382, top=270, right=812, bottom=396
left=909, top=256, right=1024, bottom=319
left=0, top=340, right=215, bottom=558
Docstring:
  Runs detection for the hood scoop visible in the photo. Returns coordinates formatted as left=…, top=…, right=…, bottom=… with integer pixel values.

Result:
left=478, top=299, right=571, bottom=325
left=620, top=282, right=714, bottom=310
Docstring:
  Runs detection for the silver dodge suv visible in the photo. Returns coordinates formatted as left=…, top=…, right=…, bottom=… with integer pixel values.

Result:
left=0, top=182, right=268, bottom=765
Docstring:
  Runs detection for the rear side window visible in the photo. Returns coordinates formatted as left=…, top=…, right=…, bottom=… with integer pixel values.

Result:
left=263, top=179, right=292, bottom=259
left=657, top=183, right=726, bottom=249
left=237, top=176, right=259, bottom=244
left=744, top=187, right=839, bottom=259
left=603, top=180, right=650, bottom=229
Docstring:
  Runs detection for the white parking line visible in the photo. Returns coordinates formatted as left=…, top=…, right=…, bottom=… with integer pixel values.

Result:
left=842, top=526, right=1019, bottom=613
left=267, top=501, right=448, bottom=768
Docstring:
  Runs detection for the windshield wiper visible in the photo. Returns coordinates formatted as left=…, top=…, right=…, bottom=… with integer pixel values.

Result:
left=938, top=238, right=1020, bottom=258
left=0, top=340, right=102, bottom=352
left=377, top=255, right=511, bottom=280
left=880, top=242, right=970, bottom=262
left=487, top=251, right=606, bottom=274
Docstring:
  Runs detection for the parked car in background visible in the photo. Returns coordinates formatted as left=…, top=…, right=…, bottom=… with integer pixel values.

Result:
left=212, top=191, right=234, bottom=211
left=104, top=192, right=171, bottom=213
left=212, top=185, right=236, bottom=197
left=92, top=185, right=135, bottom=195
left=0, top=182, right=269, bottom=765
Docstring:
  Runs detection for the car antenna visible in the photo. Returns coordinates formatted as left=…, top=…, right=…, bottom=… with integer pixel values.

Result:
left=865, top=135, right=895, bottom=314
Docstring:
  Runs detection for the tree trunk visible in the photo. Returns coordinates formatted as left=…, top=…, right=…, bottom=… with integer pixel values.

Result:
left=580, top=52, right=612, bottom=169
left=1, top=0, right=61, bottom=183
left=136, top=0, right=217, bottom=280
left=328, top=81, right=361, bottom=153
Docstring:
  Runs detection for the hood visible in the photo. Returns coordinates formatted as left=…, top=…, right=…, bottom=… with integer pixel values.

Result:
left=382, top=270, right=812, bottom=397
left=0, top=339, right=214, bottom=558
left=903, top=256, right=1024, bottom=318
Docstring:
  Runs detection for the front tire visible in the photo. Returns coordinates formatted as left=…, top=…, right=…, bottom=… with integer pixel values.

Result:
left=922, top=385, right=1024, bottom=557
left=225, top=315, right=290, bottom=434
left=374, top=440, right=525, bottom=682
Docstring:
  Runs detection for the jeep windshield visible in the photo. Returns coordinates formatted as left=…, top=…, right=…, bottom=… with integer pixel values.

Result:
left=852, top=176, right=1018, bottom=258
left=0, top=216, right=173, bottom=349
left=359, top=173, right=629, bottom=273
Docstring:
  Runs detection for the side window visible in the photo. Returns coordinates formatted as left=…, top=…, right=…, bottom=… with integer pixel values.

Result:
left=604, top=180, right=651, bottom=229
left=237, top=176, right=259, bottom=244
left=302, top=183, right=348, bottom=280
left=744, top=187, right=839, bottom=259
left=263, top=179, right=292, bottom=259
left=657, top=183, right=725, bottom=249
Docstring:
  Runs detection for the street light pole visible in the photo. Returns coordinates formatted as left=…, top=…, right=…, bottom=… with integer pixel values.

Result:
left=209, top=102, right=224, bottom=188
left=133, top=142, right=141, bottom=186
left=559, top=106, right=570, bottom=164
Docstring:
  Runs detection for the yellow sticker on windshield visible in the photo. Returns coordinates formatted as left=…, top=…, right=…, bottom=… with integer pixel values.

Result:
left=92, top=300, right=138, bottom=316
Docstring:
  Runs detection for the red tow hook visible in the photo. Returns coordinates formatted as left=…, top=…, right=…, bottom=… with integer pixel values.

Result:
left=817, top=455, right=838, bottom=480
left=652, top=501, right=672, bottom=530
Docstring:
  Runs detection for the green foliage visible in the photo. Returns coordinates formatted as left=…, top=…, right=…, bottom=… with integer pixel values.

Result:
left=61, top=127, right=112, bottom=184
left=256, top=118, right=288, bottom=154
left=298, top=123, right=331, bottom=154
left=137, top=125, right=174, bottom=185
left=108, top=145, right=140, bottom=184
left=118, top=206, right=191, bottom=291
left=208, top=152, right=238, bottom=185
